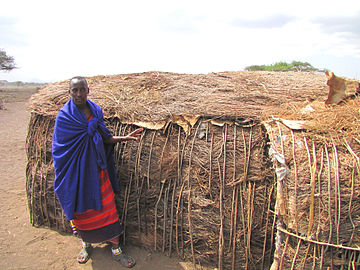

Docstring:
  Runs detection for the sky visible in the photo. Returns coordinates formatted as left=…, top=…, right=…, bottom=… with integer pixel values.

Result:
left=0, top=0, right=359, bottom=83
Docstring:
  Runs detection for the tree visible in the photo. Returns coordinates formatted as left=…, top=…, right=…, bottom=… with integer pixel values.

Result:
left=245, top=61, right=321, bottom=72
left=0, top=49, right=16, bottom=71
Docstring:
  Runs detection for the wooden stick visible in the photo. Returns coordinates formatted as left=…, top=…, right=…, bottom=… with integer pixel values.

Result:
left=43, top=121, right=51, bottom=227
left=291, top=239, right=302, bottom=270
left=176, top=180, right=186, bottom=258
left=333, top=144, right=341, bottom=245
left=187, top=186, right=196, bottom=269
left=137, top=175, right=145, bottom=235
left=122, top=171, right=133, bottom=246
left=228, top=126, right=237, bottom=252
left=269, top=209, right=277, bottom=264
left=279, top=235, right=290, bottom=269
left=278, top=227, right=360, bottom=251
left=135, top=129, right=146, bottom=235
left=217, top=157, right=224, bottom=270
left=209, top=132, right=214, bottom=192
left=228, top=126, right=252, bottom=186
left=246, top=182, right=255, bottom=270
left=154, top=181, right=165, bottom=251
left=38, top=131, right=45, bottom=225
left=301, top=243, right=311, bottom=270
left=134, top=128, right=145, bottom=184
left=119, top=124, right=129, bottom=165
left=232, top=186, right=239, bottom=270
left=177, top=127, right=182, bottom=186
left=154, top=125, right=172, bottom=250
left=319, top=245, right=325, bottom=269
left=324, top=145, right=333, bottom=244
left=159, top=125, right=172, bottom=179
left=312, top=239, right=317, bottom=270
left=175, top=126, right=187, bottom=258
left=290, top=129, right=299, bottom=234
left=168, top=174, right=177, bottom=257
left=31, top=160, right=39, bottom=226
left=146, top=132, right=156, bottom=189
left=179, top=130, right=188, bottom=187
left=188, top=124, right=200, bottom=188
left=121, top=183, right=128, bottom=224
left=239, top=130, right=247, bottom=254
left=162, top=182, right=170, bottom=253
left=348, top=165, right=356, bottom=247
left=305, top=138, right=317, bottom=238
left=276, top=122, right=285, bottom=156
left=261, top=183, right=275, bottom=270
left=171, top=126, right=183, bottom=257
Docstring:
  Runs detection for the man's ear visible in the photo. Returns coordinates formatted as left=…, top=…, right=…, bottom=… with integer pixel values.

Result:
left=325, top=70, right=334, bottom=79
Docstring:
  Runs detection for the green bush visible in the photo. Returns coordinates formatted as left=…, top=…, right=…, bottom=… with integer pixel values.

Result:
left=245, top=61, right=320, bottom=72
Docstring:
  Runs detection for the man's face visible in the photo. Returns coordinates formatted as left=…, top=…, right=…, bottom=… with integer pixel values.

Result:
left=69, top=79, right=89, bottom=106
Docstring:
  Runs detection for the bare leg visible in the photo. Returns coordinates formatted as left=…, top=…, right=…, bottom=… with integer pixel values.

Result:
left=109, top=236, right=120, bottom=248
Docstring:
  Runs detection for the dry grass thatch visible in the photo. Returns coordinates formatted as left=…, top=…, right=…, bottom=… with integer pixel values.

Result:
left=29, top=71, right=328, bottom=124
left=26, top=70, right=342, bottom=269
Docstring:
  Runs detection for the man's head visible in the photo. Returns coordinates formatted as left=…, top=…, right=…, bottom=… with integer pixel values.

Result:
left=69, top=76, right=89, bottom=106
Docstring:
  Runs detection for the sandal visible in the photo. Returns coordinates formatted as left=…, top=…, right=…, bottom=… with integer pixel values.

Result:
left=112, top=247, right=136, bottom=268
left=77, top=245, right=92, bottom=264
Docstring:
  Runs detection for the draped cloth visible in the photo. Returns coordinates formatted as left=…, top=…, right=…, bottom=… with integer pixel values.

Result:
left=52, top=98, right=120, bottom=220
left=74, top=168, right=122, bottom=243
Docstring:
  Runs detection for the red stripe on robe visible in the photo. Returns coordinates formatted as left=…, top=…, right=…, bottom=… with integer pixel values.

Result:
left=73, top=169, right=119, bottom=231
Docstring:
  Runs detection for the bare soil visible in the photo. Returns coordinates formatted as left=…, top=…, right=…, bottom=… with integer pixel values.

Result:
left=0, top=88, right=183, bottom=269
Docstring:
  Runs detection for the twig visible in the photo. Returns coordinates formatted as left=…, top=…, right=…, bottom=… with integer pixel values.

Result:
left=176, top=180, right=186, bottom=257
left=228, top=126, right=252, bottom=186
left=155, top=125, right=172, bottom=251
left=209, top=132, right=214, bottom=191
left=135, top=129, right=146, bottom=235
left=122, top=171, right=133, bottom=245
left=232, top=186, right=239, bottom=270
left=261, top=182, right=275, bottom=270
left=333, top=144, right=341, bottom=245
left=217, top=155, right=224, bottom=270
left=304, top=137, right=316, bottom=238
left=168, top=174, right=177, bottom=257
left=187, top=186, right=196, bottom=269
left=279, top=235, right=290, bottom=269
left=154, top=180, right=165, bottom=251
left=324, top=146, right=333, bottom=244
left=277, top=227, right=360, bottom=252
left=291, top=239, right=302, bottom=270
left=162, top=182, right=170, bottom=253
left=146, top=132, right=156, bottom=189
left=290, top=129, right=298, bottom=234
left=301, top=243, right=311, bottom=270
left=228, top=125, right=237, bottom=253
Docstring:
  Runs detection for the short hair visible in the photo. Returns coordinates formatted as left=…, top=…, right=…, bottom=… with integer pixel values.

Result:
left=69, top=76, right=88, bottom=88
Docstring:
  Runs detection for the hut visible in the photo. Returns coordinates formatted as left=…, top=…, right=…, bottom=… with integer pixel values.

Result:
left=26, top=71, right=330, bottom=269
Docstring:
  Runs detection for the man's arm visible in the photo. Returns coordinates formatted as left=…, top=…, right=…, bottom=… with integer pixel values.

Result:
left=104, top=127, right=144, bottom=144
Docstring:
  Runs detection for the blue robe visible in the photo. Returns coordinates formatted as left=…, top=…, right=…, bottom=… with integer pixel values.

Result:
left=52, top=98, right=120, bottom=220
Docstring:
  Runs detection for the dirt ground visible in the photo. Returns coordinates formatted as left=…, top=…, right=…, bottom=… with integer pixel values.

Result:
left=0, top=92, right=185, bottom=269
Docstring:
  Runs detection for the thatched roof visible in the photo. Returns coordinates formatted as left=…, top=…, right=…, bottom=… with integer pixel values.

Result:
left=29, top=71, right=328, bottom=126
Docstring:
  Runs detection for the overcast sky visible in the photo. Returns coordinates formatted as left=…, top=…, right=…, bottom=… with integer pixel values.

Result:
left=0, top=0, right=359, bottom=82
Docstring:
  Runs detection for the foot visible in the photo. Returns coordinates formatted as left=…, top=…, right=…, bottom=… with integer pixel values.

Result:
left=77, top=245, right=92, bottom=264
left=111, top=247, right=136, bottom=268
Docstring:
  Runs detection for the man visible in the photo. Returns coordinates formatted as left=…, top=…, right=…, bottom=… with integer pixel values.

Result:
left=52, top=76, right=142, bottom=267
